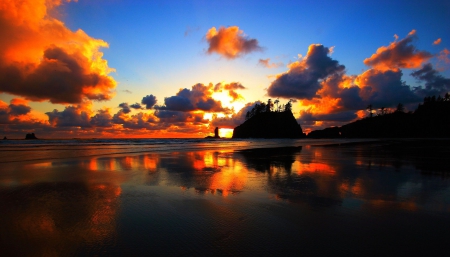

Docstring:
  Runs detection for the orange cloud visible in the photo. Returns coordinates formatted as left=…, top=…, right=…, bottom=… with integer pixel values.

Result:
left=214, top=82, right=246, bottom=102
left=258, top=58, right=283, bottom=68
left=438, top=48, right=450, bottom=64
left=0, top=98, right=48, bottom=126
left=433, top=38, right=442, bottom=45
left=363, top=30, right=432, bottom=70
left=205, top=26, right=262, bottom=59
left=0, top=0, right=116, bottom=104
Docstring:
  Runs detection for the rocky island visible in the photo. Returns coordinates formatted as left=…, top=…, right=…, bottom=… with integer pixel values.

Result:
left=233, top=99, right=305, bottom=138
left=25, top=133, right=38, bottom=139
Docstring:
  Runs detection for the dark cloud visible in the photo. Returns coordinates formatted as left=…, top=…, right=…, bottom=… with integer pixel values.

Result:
left=156, top=83, right=229, bottom=113
left=0, top=99, right=35, bottom=124
left=90, top=109, right=113, bottom=127
left=363, top=30, right=433, bottom=70
left=46, top=106, right=91, bottom=128
left=205, top=26, right=262, bottom=59
left=411, top=63, right=450, bottom=96
left=355, top=69, right=421, bottom=108
left=141, top=94, right=157, bottom=109
left=118, top=103, right=131, bottom=114
left=130, top=103, right=142, bottom=109
left=267, top=44, right=345, bottom=99
left=339, top=87, right=366, bottom=110
left=122, top=113, right=159, bottom=130
left=161, top=95, right=195, bottom=112
left=8, top=103, right=31, bottom=116
left=155, top=110, right=207, bottom=124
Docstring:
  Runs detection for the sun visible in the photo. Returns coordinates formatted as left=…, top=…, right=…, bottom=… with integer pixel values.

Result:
left=219, top=128, right=234, bottom=138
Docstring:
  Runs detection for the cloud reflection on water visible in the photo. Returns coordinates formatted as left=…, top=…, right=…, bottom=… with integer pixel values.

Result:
left=1, top=142, right=450, bottom=255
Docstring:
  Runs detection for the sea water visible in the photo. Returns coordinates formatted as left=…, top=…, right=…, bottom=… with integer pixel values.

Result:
left=0, top=138, right=449, bottom=256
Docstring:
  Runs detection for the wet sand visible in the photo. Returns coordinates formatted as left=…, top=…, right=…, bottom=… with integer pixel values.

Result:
left=1, top=139, right=449, bottom=256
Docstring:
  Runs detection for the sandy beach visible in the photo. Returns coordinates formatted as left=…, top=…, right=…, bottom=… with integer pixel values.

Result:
left=1, top=138, right=449, bottom=256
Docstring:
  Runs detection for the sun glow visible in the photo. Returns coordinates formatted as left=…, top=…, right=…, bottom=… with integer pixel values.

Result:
left=219, top=128, right=234, bottom=138
left=212, top=91, right=245, bottom=113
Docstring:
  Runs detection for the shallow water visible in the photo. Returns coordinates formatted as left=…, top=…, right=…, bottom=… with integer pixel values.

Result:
left=0, top=139, right=449, bottom=256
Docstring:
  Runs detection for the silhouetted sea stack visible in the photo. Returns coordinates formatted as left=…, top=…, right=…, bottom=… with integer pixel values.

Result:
left=205, top=127, right=221, bottom=139
left=3, top=136, right=6, bottom=140
left=25, top=133, right=38, bottom=139
left=232, top=111, right=305, bottom=138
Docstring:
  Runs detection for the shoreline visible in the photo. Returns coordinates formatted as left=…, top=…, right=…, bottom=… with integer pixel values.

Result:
left=1, top=138, right=448, bottom=166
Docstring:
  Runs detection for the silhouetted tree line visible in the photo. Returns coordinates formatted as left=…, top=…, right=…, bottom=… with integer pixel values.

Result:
left=366, top=103, right=407, bottom=118
left=245, top=99, right=293, bottom=120
left=233, top=98, right=304, bottom=138
left=308, top=93, right=450, bottom=138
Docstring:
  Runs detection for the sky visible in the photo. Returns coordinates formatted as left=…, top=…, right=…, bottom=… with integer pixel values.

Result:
left=1, top=0, right=449, bottom=138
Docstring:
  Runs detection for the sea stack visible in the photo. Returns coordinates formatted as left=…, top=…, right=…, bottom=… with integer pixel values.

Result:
left=232, top=111, right=305, bottom=138
left=214, top=127, right=220, bottom=138
left=204, top=127, right=221, bottom=139
left=25, top=133, right=38, bottom=139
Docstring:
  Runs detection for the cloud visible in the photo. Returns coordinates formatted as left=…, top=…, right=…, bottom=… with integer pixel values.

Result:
left=270, top=36, right=434, bottom=130
left=157, top=83, right=230, bottom=113
left=353, top=69, right=421, bottom=107
left=118, top=103, right=131, bottom=114
left=300, top=110, right=357, bottom=122
left=141, top=94, right=157, bottom=109
left=267, top=44, right=345, bottom=99
left=90, top=109, right=113, bottom=127
left=438, top=48, right=450, bottom=65
left=122, top=90, right=132, bottom=94
left=122, top=112, right=159, bottom=130
left=130, top=103, right=142, bottom=109
left=363, top=30, right=433, bottom=70
left=205, top=26, right=262, bottom=59
left=46, top=105, right=92, bottom=128
left=214, top=82, right=246, bottom=102
left=0, top=98, right=33, bottom=123
left=411, top=63, right=450, bottom=96
left=155, top=110, right=207, bottom=124
left=0, top=0, right=116, bottom=104
left=433, top=38, right=442, bottom=45
left=258, top=58, right=283, bottom=68
left=8, top=98, right=31, bottom=116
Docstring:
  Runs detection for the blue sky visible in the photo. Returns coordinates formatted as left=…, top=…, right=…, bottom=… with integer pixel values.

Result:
left=63, top=0, right=449, bottom=100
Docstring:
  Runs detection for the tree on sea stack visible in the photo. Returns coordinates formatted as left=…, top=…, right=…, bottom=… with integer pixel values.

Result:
left=232, top=99, right=304, bottom=139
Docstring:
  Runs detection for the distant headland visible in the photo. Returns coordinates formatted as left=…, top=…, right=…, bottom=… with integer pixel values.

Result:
left=307, top=94, right=450, bottom=138
left=233, top=99, right=305, bottom=139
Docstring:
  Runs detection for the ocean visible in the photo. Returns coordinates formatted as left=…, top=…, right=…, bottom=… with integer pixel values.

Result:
left=1, top=138, right=449, bottom=256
